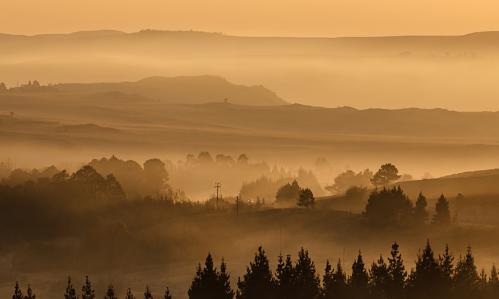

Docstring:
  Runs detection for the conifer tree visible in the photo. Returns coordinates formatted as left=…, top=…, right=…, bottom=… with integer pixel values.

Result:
left=125, top=289, right=135, bottom=299
left=322, top=261, right=334, bottom=299
left=275, top=254, right=295, bottom=299
left=24, top=285, right=36, bottom=299
left=12, top=282, right=23, bottom=299
left=438, top=244, right=454, bottom=295
left=387, top=243, right=407, bottom=299
left=163, top=288, right=172, bottom=299
left=81, top=276, right=95, bottom=299
left=324, top=260, right=348, bottom=299
left=408, top=240, right=440, bottom=299
left=454, top=247, right=479, bottom=299
left=237, top=247, right=275, bottom=299
left=369, top=255, right=390, bottom=299
left=488, top=265, right=499, bottom=298
left=293, top=248, right=320, bottom=299
left=414, top=192, right=428, bottom=225
left=188, top=253, right=234, bottom=299
left=349, top=252, right=369, bottom=299
left=65, top=277, right=78, bottom=299
left=104, top=285, right=117, bottom=299
left=144, top=286, right=153, bottom=299
left=219, top=259, right=235, bottom=299
left=433, top=194, right=451, bottom=225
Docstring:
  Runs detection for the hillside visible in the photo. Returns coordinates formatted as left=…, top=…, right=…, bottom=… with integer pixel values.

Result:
left=3, top=30, right=499, bottom=110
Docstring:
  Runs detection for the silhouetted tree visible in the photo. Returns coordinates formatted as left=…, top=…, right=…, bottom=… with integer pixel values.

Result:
left=24, top=285, right=35, bottom=299
left=144, top=286, right=153, bottom=299
left=369, top=255, right=390, bottom=299
left=237, top=154, right=249, bottom=164
left=12, top=282, right=23, bottom=299
left=371, top=163, right=400, bottom=187
left=297, top=188, right=315, bottom=208
left=454, top=247, right=479, bottom=299
left=326, top=169, right=373, bottom=194
left=487, top=265, right=499, bottom=298
left=349, top=252, right=369, bottom=299
left=81, top=276, right=95, bottom=299
left=104, top=285, right=117, bottom=299
left=364, top=187, right=413, bottom=226
left=387, top=243, right=407, bottom=299
left=143, top=158, right=169, bottom=196
left=64, top=277, right=77, bottom=299
left=275, top=180, right=300, bottom=205
left=188, top=254, right=234, bottom=299
left=237, top=247, right=275, bottom=299
left=197, top=152, right=214, bottom=163
left=0, top=82, right=7, bottom=92
left=433, top=194, right=451, bottom=225
left=414, top=192, right=428, bottom=225
left=163, top=288, right=172, bottom=299
left=275, top=254, right=295, bottom=299
left=294, top=248, right=321, bottom=299
left=438, top=244, right=454, bottom=295
left=408, top=240, right=441, bottom=299
left=125, top=289, right=135, bottom=299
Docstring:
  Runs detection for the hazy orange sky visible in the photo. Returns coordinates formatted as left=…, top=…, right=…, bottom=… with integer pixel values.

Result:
left=2, top=0, right=499, bottom=37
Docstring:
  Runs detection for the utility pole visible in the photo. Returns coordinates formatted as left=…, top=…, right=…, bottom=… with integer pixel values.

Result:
left=214, top=182, right=221, bottom=210
left=236, top=196, right=239, bottom=216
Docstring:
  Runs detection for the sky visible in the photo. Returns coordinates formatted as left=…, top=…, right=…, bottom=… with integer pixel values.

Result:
left=2, top=0, right=499, bottom=37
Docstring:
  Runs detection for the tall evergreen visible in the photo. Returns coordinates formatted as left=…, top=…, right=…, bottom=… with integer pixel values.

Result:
left=104, top=285, right=117, bottom=299
left=188, top=253, right=234, bottom=299
left=438, top=244, right=454, bottom=295
left=328, top=260, right=348, bottom=299
left=125, top=289, right=135, bottom=299
left=12, top=282, right=23, bottom=299
left=454, top=247, right=479, bottom=299
left=237, top=247, right=275, bottom=299
left=414, top=192, right=428, bottom=225
left=408, top=240, right=441, bottom=299
left=369, top=255, right=390, bottom=299
left=349, top=252, right=369, bottom=299
left=163, top=288, right=172, bottom=299
left=81, top=277, right=95, bottom=299
left=144, top=286, right=153, bottom=299
left=64, top=277, right=78, bottom=299
left=219, top=259, right=235, bottom=299
left=275, top=254, right=295, bottom=299
left=433, top=194, right=451, bottom=225
left=24, top=285, right=36, bottom=299
left=293, top=248, right=321, bottom=299
left=322, top=261, right=334, bottom=299
left=387, top=243, right=407, bottom=299
left=487, top=265, right=499, bottom=299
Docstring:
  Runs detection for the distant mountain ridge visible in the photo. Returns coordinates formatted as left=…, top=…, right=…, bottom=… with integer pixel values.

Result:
left=48, top=76, right=287, bottom=106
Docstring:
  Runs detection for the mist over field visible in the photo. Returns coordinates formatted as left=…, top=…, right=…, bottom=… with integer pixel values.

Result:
left=4, top=22, right=499, bottom=299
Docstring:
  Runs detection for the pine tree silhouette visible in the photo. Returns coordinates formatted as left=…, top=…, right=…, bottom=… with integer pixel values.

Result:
left=104, top=285, right=117, bottom=299
left=275, top=254, right=295, bottom=299
left=408, top=240, right=440, bottom=299
left=24, top=285, right=36, bottom=299
left=144, top=286, right=153, bottom=299
left=293, top=248, right=320, bottom=299
left=387, top=243, right=407, bottom=299
left=414, top=192, right=428, bottom=224
left=438, top=244, right=454, bottom=295
left=350, top=252, right=369, bottom=299
left=12, top=282, right=23, bottom=299
left=125, top=288, right=135, bottom=299
left=433, top=194, right=451, bottom=225
left=237, top=246, right=275, bottom=299
left=65, top=277, right=78, bottom=299
left=454, top=247, right=479, bottom=299
left=369, top=255, right=390, bottom=299
left=188, top=253, right=234, bottom=299
left=81, top=276, right=95, bottom=299
left=163, top=287, right=172, bottom=299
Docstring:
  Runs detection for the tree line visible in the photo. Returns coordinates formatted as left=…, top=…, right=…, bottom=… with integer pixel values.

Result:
left=13, top=241, right=499, bottom=299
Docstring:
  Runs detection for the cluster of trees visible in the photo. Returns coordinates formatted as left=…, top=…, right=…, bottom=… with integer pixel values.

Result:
left=326, top=163, right=412, bottom=195
left=185, top=152, right=249, bottom=166
left=365, top=187, right=451, bottom=227
left=17, top=242, right=496, bottom=299
left=275, top=180, right=315, bottom=208
left=190, top=242, right=498, bottom=299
